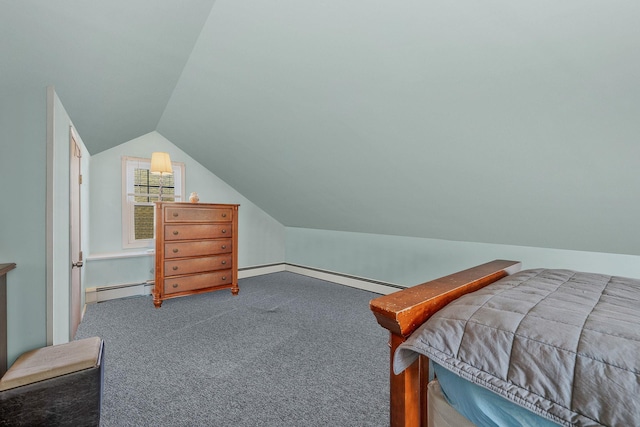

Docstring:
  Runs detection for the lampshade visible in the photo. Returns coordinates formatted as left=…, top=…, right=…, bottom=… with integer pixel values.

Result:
left=150, top=152, right=173, bottom=175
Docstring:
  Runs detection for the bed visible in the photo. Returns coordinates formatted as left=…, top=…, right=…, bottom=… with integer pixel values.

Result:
left=369, top=260, right=640, bottom=427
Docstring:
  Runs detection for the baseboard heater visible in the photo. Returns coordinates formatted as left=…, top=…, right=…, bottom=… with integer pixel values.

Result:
left=85, top=280, right=155, bottom=304
left=85, top=263, right=403, bottom=304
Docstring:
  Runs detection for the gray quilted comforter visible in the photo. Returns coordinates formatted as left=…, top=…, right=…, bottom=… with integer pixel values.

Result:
left=394, top=269, right=640, bottom=427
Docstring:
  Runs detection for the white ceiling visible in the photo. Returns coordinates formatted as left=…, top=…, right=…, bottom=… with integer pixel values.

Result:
left=4, top=0, right=640, bottom=255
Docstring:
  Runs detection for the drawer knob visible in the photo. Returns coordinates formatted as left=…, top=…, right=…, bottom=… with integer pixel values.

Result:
left=172, top=266, right=178, bottom=270
left=173, top=230, right=179, bottom=235
left=173, top=249, right=179, bottom=253
left=222, top=213, right=227, bottom=218
left=222, top=276, right=227, bottom=281
left=221, top=261, right=227, bottom=265
left=221, top=245, right=227, bottom=249
left=173, top=212, right=179, bottom=217
left=222, top=229, right=227, bottom=234
left=172, top=283, right=178, bottom=288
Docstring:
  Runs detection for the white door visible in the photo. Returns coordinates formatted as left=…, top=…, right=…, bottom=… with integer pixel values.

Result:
left=70, top=128, right=83, bottom=339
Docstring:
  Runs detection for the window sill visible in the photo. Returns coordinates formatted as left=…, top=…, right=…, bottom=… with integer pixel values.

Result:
left=86, top=250, right=154, bottom=261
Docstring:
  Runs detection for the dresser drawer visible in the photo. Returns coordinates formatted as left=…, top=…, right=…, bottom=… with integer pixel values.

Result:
left=164, top=239, right=232, bottom=259
left=164, top=206, right=233, bottom=223
left=164, top=270, right=233, bottom=294
left=164, top=224, right=232, bottom=241
left=165, top=255, right=232, bottom=277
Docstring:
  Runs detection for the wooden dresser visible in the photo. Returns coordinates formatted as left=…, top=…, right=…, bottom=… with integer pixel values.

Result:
left=154, top=202, right=239, bottom=308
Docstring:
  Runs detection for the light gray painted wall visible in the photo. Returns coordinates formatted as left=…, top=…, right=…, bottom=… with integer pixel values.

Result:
left=287, top=228, right=640, bottom=287
left=158, top=0, right=640, bottom=257
left=85, top=255, right=154, bottom=289
left=49, top=89, right=69, bottom=344
left=87, top=131, right=285, bottom=288
left=0, top=87, right=47, bottom=365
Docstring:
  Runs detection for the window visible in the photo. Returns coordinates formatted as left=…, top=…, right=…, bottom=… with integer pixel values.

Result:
left=122, top=156, right=185, bottom=248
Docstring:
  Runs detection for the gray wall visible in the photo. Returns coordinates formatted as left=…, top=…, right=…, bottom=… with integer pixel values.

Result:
left=0, top=86, right=48, bottom=364
left=287, top=228, right=640, bottom=286
left=157, top=1, right=640, bottom=259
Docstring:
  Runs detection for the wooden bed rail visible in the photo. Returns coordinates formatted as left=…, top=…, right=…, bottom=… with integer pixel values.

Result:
left=370, top=259, right=522, bottom=427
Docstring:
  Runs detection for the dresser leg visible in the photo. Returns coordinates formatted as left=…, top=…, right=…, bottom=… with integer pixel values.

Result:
left=153, top=298, right=162, bottom=308
left=231, top=286, right=239, bottom=296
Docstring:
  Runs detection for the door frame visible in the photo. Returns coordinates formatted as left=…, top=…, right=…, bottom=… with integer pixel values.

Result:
left=69, top=126, right=82, bottom=339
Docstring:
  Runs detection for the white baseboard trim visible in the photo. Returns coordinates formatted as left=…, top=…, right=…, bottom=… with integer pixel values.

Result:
left=284, top=264, right=402, bottom=295
left=85, top=263, right=402, bottom=304
left=239, top=263, right=287, bottom=278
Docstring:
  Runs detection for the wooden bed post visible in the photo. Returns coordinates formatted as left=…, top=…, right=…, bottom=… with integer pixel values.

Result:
left=388, top=333, right=426, bottom=426
left=370, top=260, right=522, bottom=427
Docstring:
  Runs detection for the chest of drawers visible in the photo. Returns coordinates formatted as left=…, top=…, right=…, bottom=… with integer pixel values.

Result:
left=153, top=202, right=239, bottom=308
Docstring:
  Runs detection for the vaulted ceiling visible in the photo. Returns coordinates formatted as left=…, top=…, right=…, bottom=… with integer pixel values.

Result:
left=4, top=1, right=640, bottom=255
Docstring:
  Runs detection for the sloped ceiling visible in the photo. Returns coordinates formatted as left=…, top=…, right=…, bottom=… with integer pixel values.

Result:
left=4, top=1, right=640, bottom=255
left=1, top=0, right=216, bottom=147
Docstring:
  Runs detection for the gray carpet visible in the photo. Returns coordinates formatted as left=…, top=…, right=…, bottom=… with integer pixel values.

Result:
left=76, top=272, right=390, bottom=426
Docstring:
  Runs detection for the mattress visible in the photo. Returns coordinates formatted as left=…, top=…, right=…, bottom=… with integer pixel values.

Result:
left=427, top=377, right=475, bottom=427
left=433, top=363, right=560, bottom=427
